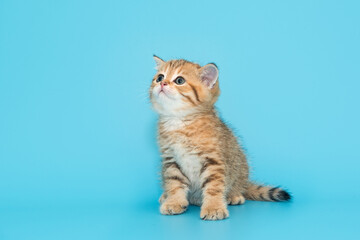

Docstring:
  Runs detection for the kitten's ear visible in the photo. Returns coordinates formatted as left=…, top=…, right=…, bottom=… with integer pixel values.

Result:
left=153, top=55, right=165, bottom=69
left=200, top=63, right=219, bottom=88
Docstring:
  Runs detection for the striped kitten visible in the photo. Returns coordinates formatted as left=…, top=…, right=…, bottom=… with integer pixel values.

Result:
left=149, top=56, right=291, bottom=221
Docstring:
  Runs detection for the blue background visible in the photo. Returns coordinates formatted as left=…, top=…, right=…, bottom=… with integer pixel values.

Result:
left=1, top=0, right=359, bottom=239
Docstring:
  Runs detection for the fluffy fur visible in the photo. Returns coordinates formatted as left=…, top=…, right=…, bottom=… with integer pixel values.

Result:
left=149, top=56, right=291, bottom=221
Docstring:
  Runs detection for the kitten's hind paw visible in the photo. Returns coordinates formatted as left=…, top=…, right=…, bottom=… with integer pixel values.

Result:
left=227, top=195, right=246, bottom=205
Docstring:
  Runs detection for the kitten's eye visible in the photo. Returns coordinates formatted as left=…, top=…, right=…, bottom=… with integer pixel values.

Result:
left=174, top=77, right=185, bottom=85
left=156, top=74, right=164, bottom=83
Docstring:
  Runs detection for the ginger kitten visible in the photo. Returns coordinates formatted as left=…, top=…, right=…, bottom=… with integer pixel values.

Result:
left=149, top=56, right=291, bottom=221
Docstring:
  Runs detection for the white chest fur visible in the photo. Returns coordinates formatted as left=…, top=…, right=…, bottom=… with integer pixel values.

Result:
left=172, top=143, right=202, bottom=191
left=160, top=117, right=185, bottom=131
left=174, top=146, right=203, bottom=205
left=159, top=117, right=204, bottom=205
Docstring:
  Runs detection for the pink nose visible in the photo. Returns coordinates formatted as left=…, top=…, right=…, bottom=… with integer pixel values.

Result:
left=161, top=82, right=168, bottom=87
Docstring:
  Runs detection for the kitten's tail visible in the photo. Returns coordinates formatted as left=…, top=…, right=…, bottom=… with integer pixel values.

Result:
left=244, top=182, right=292, bottom=202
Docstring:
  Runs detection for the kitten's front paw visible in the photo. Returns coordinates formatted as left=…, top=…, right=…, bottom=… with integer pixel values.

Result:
left=160, top=199, right=188, bottom=215
left=200, top=204, right=229, bottom=220
left=159, top=193, right=166, bottom=203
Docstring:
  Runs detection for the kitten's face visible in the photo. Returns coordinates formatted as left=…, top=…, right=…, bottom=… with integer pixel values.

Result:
left=149, top=56, right=220, bottom=117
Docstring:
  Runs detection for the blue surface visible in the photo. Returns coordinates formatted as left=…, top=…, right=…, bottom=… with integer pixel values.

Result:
left=1, top=0, right=359, bottom=239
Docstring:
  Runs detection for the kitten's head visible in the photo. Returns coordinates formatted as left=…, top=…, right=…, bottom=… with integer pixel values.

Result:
left=149, top=56, right=220, bottom=117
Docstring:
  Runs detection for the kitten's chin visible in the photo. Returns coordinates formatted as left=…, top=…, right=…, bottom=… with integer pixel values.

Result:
left=151, top=91, right=197, bottom=117
left=152, top=102, right=198, bottom=118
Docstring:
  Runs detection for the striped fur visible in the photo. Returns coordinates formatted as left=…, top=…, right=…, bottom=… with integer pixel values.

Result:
left=150, top=56, right=291, bottom=220
left=244, top=183, right=291, bottom=202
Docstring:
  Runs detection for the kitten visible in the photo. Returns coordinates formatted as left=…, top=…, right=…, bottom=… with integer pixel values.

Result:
left=149, top=56, right=291, bottom=221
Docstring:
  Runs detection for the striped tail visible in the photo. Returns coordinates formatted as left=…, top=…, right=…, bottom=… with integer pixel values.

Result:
left=244, top=182, right=292, bottom=202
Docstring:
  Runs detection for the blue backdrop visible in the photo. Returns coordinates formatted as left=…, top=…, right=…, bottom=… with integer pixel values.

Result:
left=1, top=0, right=359, bottom=239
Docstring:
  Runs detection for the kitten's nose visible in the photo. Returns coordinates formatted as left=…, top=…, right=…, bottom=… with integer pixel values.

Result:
left=161, top=82, right=168, bottom=87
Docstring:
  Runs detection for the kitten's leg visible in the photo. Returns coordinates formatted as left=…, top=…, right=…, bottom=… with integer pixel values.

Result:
left=160, top=161, right=190, bottom=215
left=200, top=157, right=229, bottom=220
left=226, top=173, right=247, bottom=205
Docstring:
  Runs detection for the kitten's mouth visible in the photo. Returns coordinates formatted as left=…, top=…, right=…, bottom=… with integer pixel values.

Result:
left=158, top=89, right=168, bottom=96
